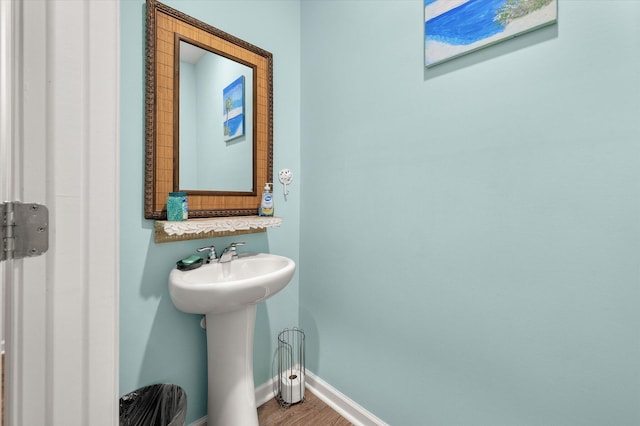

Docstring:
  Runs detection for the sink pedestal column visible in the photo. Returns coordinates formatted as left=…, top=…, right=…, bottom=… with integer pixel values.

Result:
left=205, top=305, right=259, bottom=426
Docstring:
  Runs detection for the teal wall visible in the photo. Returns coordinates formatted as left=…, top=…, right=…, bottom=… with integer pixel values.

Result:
left=122, top=0, right=640, bottom=425
left=300, top=1, right=640, bottom=425
left=119, top=1, right=300, bottom=424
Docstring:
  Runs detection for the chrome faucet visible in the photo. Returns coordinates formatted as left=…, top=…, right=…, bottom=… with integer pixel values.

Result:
left=196, top=245, right=218, bottom=264
left=218, top=242, right=245, bottom=263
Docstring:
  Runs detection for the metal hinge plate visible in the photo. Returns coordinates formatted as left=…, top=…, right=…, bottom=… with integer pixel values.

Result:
left=1, top=202, right=49, bottom=261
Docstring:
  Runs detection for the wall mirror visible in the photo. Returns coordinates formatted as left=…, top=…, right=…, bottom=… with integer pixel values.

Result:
left=145, top=0, right=273, bottom=219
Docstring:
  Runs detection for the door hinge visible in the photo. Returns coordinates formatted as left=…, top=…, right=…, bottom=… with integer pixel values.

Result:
left=1, top=202, right=49, bottom=261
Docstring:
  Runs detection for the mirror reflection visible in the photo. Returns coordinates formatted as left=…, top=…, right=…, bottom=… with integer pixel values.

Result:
left=178, top=40, right=254, bottom=192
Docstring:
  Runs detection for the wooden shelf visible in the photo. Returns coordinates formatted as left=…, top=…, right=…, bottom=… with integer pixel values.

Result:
left=155, top=216, right=282, bottom=243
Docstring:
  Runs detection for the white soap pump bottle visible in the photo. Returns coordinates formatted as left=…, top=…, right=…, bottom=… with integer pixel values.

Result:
left=259, top=182, right=274, bottom=216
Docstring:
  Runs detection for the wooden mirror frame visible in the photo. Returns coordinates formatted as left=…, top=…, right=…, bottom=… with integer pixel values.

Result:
left=145, top=0, right=273, bottom=219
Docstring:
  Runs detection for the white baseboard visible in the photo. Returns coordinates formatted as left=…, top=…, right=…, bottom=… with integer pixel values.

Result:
left=255, top=376, right=277, bottom=407
left=189, top=371, right=387, bottom=426
left=305, top=371, right=388, bottom=426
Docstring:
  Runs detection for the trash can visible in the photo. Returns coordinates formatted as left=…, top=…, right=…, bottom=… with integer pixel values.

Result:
left=119, top=384, right=187, bottom=426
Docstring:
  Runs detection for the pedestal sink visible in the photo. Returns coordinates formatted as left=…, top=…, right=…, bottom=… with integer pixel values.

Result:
left=169, top=252, right=295, bottom=426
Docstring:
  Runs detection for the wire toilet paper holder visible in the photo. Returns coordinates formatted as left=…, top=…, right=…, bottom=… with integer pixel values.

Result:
left=275, top=327, right=305, bottom=407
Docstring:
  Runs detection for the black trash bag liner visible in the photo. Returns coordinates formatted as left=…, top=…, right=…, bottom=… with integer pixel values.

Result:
left=119, top=384, right=187, bottom=426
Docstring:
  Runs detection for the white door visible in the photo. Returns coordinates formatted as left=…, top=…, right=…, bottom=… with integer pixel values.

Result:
left=1, top=1, right=119, bottom=425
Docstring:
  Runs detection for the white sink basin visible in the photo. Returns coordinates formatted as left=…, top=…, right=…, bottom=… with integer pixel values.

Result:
left=169, top=252, right=295, bottom=315
left=168, top=251, right=295, bottom=426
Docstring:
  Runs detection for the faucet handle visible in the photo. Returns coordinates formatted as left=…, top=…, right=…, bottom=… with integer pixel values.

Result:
left=224, top=241, right=245, bottom=255
left=196, top=245, right=217, bottom=263
left=219, top=242, right=245, bottom=262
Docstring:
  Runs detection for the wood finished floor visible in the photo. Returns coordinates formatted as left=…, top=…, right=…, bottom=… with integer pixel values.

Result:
left=258, top=391, right=352, bottom=426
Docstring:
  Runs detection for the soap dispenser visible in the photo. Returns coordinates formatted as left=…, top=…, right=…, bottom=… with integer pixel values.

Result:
left=259, top=183, right=274, bottom=216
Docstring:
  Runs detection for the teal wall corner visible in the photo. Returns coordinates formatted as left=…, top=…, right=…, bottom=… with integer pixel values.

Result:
left=121, top=0, right=640, bottom=425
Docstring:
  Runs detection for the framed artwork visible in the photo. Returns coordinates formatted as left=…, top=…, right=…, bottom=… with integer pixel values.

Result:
left=223, top=75, right=245, bottom=142
left=425, top=0, right=557, bottom=67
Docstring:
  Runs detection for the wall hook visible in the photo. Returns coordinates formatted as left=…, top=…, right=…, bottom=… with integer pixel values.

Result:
left=278, top=169, right=293, bottom=197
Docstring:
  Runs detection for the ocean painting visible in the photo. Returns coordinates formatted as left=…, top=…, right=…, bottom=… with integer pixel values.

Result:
left=425, top=0, right=557, bottom=67
left=223, top=75, right=245, bottom=142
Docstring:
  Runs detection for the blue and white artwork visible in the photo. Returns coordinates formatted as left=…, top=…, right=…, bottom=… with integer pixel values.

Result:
left=425, top=0, right=557, bottom=67
left=223, top=75, right=245, bottom=142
